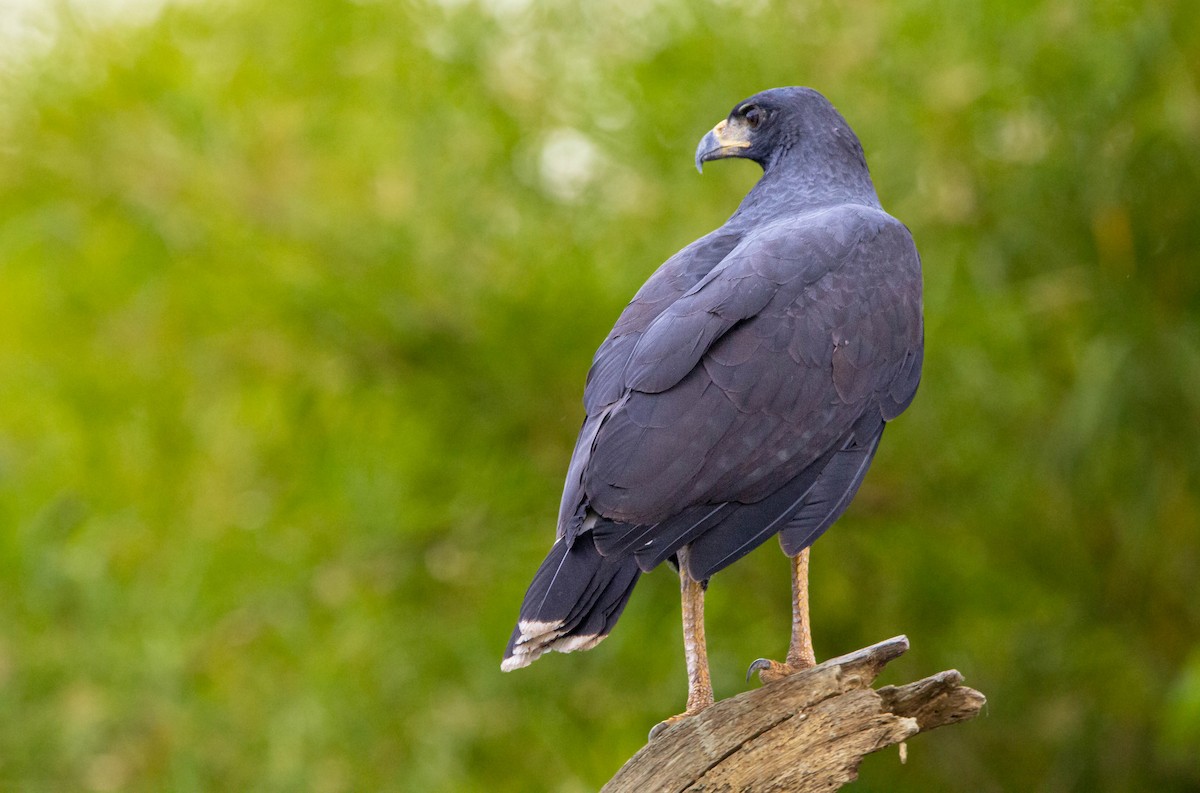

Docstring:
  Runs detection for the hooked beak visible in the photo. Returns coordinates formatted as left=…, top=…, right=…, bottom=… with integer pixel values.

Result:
left=695, top=118, right=753, bottom=173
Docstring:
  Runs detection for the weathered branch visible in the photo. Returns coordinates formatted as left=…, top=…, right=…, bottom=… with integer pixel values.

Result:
left=602, top=636, right=985, bottom=793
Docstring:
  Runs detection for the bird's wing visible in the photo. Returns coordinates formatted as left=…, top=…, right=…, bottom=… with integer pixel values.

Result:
left=582, top=229, right=742, bottom=413
left=565, top=204, right=921, bottom=560
left=554, top=229, right=741, bottom=537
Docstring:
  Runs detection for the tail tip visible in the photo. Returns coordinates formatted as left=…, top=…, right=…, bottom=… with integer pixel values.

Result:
left=501, top=619, right=607, bottom=671
left=500, top=655, right=529, bottom=673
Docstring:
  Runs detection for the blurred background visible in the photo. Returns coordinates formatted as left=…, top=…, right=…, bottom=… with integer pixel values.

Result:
left=1, top=0, right=1198, bottom=790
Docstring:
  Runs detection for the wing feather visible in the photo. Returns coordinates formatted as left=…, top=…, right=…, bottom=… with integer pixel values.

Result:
left=560, top=204, right=922, bottom=578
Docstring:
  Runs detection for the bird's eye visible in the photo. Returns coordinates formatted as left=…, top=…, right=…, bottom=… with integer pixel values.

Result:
left=744, top=107, right=763, bottom=128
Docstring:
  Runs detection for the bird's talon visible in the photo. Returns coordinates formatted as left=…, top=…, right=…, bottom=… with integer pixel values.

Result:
left=648, top=713, right=688, bottom=740
left=748, top=657, right=812, bottom=684
left=746, top=658, right=773, bottom=682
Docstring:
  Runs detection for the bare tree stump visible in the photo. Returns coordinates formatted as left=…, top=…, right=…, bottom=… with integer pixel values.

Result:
left=602, top=635, right=985, bottom=792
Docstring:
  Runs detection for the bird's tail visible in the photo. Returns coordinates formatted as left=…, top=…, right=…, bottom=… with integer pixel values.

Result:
left=501, top=535, right=641, bottom=672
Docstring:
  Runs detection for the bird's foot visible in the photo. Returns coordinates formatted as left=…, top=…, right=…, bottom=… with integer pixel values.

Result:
left=648, top=706, right=708, bottom=740
left=746, top=655, right=816, bottom=684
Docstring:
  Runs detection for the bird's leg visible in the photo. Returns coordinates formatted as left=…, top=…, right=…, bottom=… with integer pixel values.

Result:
left=748, top=546, right=817, bottom=684
left=681, top=554, right=714, bottom=713
left=649, top=547, right=713, bottom=739
left=786, top=546, right=817, bottom=669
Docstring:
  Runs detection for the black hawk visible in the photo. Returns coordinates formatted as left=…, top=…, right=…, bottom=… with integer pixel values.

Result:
left=502, top=87, right=923, bottom=731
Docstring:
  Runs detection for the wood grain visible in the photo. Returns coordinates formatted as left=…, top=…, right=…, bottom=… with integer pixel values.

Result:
left=602, top=636, right=985, bottom=793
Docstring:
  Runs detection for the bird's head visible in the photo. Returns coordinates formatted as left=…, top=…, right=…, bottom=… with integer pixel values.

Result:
left=694, top=87, right=860, bottom=175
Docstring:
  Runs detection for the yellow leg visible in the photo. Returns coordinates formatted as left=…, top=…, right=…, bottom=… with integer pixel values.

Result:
left=649, top=547, right=713, bottom=738
left=786, top=546, right=816, bottom=668
left=748, top=546, right=817, bottom=684
left=680, top=548, right=714, bottom=713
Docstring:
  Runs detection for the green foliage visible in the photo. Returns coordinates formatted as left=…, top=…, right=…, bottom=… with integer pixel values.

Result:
left=0, top=0, right=1197, bottom=790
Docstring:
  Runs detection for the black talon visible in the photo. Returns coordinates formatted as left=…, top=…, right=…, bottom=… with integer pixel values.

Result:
left=746, top=658, right=772, bottom=682
left=648, top=720, right=670, bottom=740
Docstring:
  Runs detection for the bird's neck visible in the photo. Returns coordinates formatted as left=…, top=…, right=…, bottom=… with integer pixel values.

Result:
left=728, top=141, right=881, bottom=227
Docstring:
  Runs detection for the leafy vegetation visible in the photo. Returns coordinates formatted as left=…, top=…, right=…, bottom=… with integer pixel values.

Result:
left=0, top=0, right=1197, bottom=790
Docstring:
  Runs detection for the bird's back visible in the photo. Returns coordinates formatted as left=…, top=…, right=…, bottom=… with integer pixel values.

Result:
left=559, top=202, right=920, bottom=580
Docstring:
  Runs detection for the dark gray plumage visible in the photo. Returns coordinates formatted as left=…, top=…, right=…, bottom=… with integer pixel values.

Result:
left=503, top=87, right=922, bottom=672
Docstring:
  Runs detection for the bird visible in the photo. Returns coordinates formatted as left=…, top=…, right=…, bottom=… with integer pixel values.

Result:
left=501, top=86, right=923, bottom=734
